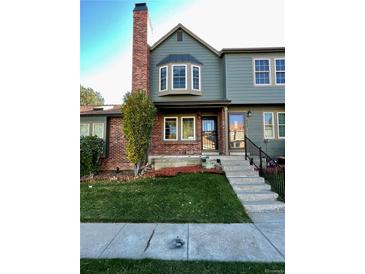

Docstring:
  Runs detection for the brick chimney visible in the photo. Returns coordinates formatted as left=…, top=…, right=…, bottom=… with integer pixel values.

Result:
left=132, top=3, right=149, bottom=93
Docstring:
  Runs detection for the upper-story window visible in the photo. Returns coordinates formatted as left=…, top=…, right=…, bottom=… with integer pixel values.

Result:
left=172, top=64, right=187, bottom=90
left=254, top=59, right=271, bottom=85
left=192, top=65, right=201, bottom=91
left=275, top=59, right=285, bottom=85
left=159, top=66, right=168, bottom=91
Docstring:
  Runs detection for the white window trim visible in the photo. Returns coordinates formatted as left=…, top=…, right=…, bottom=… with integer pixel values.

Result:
left=277, top=112, right=285, bottom=139
left=191, top=65, right=201, bottom=91
left=163, top=117, right=178, bottom=141
left=263, top=112, right=275, bottom=139
left=253, top=58, right=271, bottom=86
left=92, top=123, right=104, bottom=139
left=80, top=123, right=90, bottom=136
left=274, top=58, right=285, bottom=86
left=159, top=65, right=168, bottom=92
left=171, top=64, right=188, bottom=90
left=181, top=116, right=196, bottom=141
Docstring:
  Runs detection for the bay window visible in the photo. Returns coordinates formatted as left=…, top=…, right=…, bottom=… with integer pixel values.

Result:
left=172, top=65, right=187, bottom=89
left=159, top=66, right=168, bottom=91
left=192, top=65, right=201, bottom=91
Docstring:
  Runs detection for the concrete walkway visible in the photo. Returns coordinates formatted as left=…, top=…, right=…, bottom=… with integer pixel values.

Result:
left=81, top=217, right=284, bottom=262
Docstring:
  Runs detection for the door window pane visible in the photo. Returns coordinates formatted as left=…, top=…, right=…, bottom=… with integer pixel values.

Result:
left=202, top=118, right=217, bottom=150
left=229, top=114, right=245, bottom=149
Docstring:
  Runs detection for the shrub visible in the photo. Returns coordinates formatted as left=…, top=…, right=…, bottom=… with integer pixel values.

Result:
left=80, top=136, right=104, bottom=177
left=122, top=90, right=157, bottom=176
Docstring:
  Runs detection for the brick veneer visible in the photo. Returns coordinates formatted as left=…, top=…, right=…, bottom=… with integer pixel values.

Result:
left=218, top=107, right=226, bottom=155
left=101, top=117, right=133, bottom=171
left=149, top=112, right=202, bottom=155
left=132, top=6, right=149, bottom=92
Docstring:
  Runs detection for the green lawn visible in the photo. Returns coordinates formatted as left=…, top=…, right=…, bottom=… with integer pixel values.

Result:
left=80, top=173, right=251, bottom=223
left=80, top=259, right=284, bottom=274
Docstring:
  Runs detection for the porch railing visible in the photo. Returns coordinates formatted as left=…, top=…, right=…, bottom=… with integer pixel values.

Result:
left=244, top=136, right=285, bottom=201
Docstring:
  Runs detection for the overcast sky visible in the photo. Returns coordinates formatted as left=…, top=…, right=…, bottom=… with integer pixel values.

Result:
left=80, top=0, right=284, bottom=104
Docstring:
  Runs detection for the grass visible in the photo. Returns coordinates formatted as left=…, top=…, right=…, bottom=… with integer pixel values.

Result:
left=80, top=259, right=285, bottom=274
left=80, top=173, right=251, bottom=223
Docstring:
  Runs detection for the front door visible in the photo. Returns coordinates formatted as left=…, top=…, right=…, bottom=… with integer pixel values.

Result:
left=229, top=113, right=245, bottom=149
left=202, top=117, right=218, bottom=150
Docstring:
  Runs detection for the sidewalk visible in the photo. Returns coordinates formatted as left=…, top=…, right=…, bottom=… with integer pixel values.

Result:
left=80, top=212, right=284, bottom=262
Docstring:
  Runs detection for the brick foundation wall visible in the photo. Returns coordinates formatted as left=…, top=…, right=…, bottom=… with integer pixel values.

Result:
left=149, top=112, right=202, bottom=155
left=101, top=117, right=133, bottom=171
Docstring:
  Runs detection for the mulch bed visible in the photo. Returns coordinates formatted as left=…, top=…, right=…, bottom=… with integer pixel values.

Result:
left=80, top=165, right=224, bottom=183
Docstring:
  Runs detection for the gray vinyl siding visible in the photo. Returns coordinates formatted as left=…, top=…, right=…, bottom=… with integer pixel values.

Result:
left=224, top=53, right=285, bottom=104
left=228, top=106, right=285, bottom=157
left=150, top=30, right=224, bottom=102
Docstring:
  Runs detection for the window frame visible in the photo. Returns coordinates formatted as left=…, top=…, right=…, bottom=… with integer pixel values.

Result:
left=80, top=123, right=90, bottom=137
left=163, top=117, right=178, bottom=141
left=277, top=112, right=285, bottom=139
left=92, top=123, right=104, bottom=139
left=171, top=64, right=188, bottom=90
left=159, top=65, right=168, bottom=92
left=191, top=65, right=201, bottom=91
left=253, top=58, right=271, bottom=86
left=263, top=112, right=275, bottom=139
left=274, top=58, right=285, bottom=86
left=181, top=116, right=196, bottom=141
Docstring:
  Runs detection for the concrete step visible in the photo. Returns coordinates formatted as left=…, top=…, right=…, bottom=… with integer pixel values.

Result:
left=225, top=170, right=259, bottom=177
left=242, top=200, right=285, bottom=212
left=220, top=160, right=251, bottom=166
left=232, top=183, right=271, bottom=192
left=238, top=191, right=278, bottom=202
left=208, top=156, right=247, bottom=161
left=228, top=177, right=265, bottom=184
left=223, top=165, right=254, bottom=171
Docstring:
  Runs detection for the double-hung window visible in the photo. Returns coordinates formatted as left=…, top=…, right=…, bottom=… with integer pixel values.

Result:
left=164, top=117, right=178, bottom=140
left=277, top=112, right=285, bottom=139
left=80, top=123, right=89, bottom=137
left=254, top=59, right=271, bottom=85
left=92, top=123, right=104, bottom=138
left=159, top=66, right=168, bottom=91
left=275, top=59, right=285, bottom=85
left=191, top=65, right=201, bottom=91
left=172, top=65, right=187, bottom=89
left=181, top=117, right=195, bottom=140
left=263, top=112, right=275, bottom=139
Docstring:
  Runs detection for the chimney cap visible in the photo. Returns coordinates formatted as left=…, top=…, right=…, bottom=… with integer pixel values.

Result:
left=134, top=3, right=147, bottom=11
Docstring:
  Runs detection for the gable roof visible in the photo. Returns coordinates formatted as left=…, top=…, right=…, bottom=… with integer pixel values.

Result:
left=150, top=23, right=285, bottom=57
left=150, top=24, right=221, bottom=56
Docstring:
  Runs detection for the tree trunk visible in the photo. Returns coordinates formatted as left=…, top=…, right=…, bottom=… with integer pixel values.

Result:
left=134, top=161, right=141, bottom=176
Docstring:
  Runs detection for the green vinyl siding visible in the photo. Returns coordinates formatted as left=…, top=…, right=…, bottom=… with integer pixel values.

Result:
left=228, top=106, right=285, bottom=157
left=224, top=53, right=285, bottom=104
left=150, top=30, right=224, bottom=102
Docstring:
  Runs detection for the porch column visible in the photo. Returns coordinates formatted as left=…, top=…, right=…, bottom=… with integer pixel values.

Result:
left=224, top=107, right=229, bottom=155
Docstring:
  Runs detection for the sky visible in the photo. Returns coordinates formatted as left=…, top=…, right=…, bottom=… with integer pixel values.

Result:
left=80, top=0, right=284, bottom=104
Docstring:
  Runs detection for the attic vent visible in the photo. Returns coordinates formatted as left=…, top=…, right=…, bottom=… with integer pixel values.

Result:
left=177, top=30, right=183, bottom=42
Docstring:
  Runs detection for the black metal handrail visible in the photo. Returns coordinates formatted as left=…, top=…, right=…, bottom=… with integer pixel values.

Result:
left=244, top=136, right=285, bottom=201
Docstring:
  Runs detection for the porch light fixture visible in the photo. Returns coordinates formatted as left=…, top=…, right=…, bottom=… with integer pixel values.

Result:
left=247, top=110, right=252, bottom=118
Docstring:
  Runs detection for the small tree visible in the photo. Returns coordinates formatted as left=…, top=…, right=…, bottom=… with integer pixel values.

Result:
left=122, top=90, right=156, bottom=176
left=80, top=85, right=105, bottom=106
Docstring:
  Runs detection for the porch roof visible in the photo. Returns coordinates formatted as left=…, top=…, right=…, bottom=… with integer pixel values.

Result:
left=154, top=100, right=231, bottom=109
